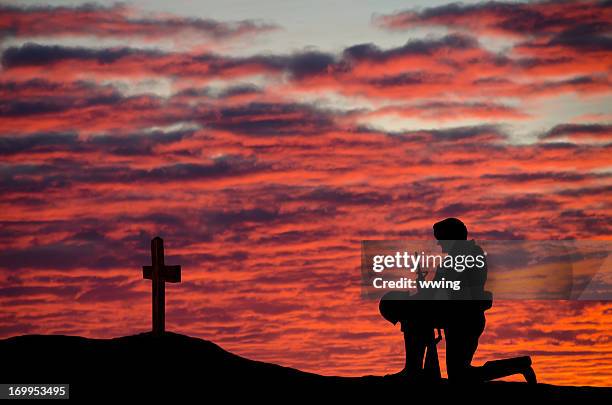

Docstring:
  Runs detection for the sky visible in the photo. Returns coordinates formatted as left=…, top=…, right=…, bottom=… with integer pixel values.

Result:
left=0, top=0, right=611, bottom=386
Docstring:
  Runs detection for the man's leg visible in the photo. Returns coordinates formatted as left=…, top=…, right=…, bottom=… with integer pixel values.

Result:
left=445, top=312, right=485, bottom=381
left=403, top=324, right=428, bottom=375
left=381, top=297, right=436, bottom=378
left=476, top=356, right=537, bottom=384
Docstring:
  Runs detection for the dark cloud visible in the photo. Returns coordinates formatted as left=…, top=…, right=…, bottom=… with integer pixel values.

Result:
left=70, top=229, right=108, bottom=242
left=498, top=195, right=560, bottom=211
left=0, top=201, right=340, bottom=271
left=366, top=72, right=449, bottom=87
left=88, top=129, right=195, bottom=156
left=0, top=3, right=278, bottom=41
left=298, top=187, right=393, bottom=206
left=557, top=184, right=612, bottom=198
left=374, top=1, right=611, bottom=38
left=76, top=281, right=146, bottom=303
left=0, top=44, right=335, bottom=85
left=238, top=297, right=304, bottom=315
left=353, top=124, right=507, bottom=146
left=34, top=274, right=128, bottom=285
left=254, top=230, right=326, bottom=245
left=203, top=102, right=338, bottom=136
left=0, top=323, right=34, bottom=336
left=541, top=123, right=612, bottom=140
left=344, top=34, right=477, bottom=61
left=140, top=155, right=268, bottom=181
left=540, top=21, right=612, bottom=52
left=1, top=43, right=156, bottom=68
left=204, top=208, right=283, bottom=227
left=492, top=325, right=604, bottom=346
left=0, top=286, right=80, bottom=298
left=0, top=93, right=122, bottom=117
left=0, top=154, right=269, bottom=193
left=178, top=251, right=249, bottom=268
left=0, top=132, right=79, bottom=155
left=438, top=195, right=559, bottom=217
left=282, top=51, right=336, bottom=79
left=0, top=78, right=114, bottom=95
left=524, top=75, right=611, bottom=94
left=1, top=35, right=481, bottom=84
left=199, top=206, right=337, bottom=234
left=0, top=241, right=126, bottom=271
left=217, top=84, right=262, bottom=98
left=481, top=171, right=609, bottom=183
left=428, top=124, right=504, bottom=141
left=474, top=229, right=525, bottom=239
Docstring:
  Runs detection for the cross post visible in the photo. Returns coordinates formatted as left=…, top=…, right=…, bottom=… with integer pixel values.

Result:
left=142, top=237, right=181, bottom=335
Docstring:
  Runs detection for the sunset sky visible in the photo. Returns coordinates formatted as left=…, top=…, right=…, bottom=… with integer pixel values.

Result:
left=1, top=0, right=611, bottom=386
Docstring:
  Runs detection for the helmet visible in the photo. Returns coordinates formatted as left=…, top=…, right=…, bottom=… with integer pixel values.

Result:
left=433, top=217, right=468, bottom=240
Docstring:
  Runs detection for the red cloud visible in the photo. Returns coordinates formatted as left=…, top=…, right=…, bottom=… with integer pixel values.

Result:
left=0, top=3, right=278, bottom=41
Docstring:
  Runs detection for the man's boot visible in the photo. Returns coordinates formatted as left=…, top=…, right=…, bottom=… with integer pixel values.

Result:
left=479, top=356, right=537, bottom=384
left=386, top=328, right=427, bottom=379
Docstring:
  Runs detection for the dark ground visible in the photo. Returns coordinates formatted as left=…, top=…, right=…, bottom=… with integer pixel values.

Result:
left=1, top=332, right=609, bottom=402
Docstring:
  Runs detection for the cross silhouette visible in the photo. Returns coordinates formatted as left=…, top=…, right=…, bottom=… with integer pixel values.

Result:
left=142, top=237, right=181, bottom=335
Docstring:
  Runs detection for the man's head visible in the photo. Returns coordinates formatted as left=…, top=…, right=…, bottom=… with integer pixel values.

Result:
left=433, top=217, right=468, bottom=252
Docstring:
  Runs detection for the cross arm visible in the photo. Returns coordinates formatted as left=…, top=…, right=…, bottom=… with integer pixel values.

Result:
left=143, top=265, right=181, bottom=283
left=163, top=265, right=181, bottom=283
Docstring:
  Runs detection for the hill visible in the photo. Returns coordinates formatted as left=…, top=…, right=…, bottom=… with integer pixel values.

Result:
left=1, top=332, right=609, bottom=402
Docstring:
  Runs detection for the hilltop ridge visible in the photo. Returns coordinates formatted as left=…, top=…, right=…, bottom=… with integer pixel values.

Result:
left=1, top=332, right=609, bottom=402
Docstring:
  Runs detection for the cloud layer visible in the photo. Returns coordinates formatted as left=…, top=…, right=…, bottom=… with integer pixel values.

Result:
left=1, top=1, right=611, bottom=386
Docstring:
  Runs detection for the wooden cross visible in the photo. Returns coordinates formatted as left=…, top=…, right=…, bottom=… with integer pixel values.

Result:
left=142, top=237, right=181, bottom=335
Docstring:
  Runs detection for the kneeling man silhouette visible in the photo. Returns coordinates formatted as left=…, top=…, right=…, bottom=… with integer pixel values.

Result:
left=379, top=218, right=537, bottom=384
